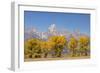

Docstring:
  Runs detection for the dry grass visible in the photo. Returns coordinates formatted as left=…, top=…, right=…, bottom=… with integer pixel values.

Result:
left=24, top=56, right=90, bottom=62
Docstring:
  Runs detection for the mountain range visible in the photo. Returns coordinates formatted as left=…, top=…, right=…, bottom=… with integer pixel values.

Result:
left=24, top=24, right=89, bottom=41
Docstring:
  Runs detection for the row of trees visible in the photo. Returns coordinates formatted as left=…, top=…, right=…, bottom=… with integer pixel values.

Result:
left=24, top=35, right=90, bottom=59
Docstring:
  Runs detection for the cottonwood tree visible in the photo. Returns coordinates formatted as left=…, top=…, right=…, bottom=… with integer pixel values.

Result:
left=68, top=37, right=78, bottom=57
left=79, top=36, right=90, bottom=56
left=48, top=36, right=67, bottom=57
left=40, top=41, right=55, bottom=58
left=24, top=38, right=42, bottom=59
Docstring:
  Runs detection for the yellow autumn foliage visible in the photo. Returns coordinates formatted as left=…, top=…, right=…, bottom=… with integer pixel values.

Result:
left=48, top=36, right=67, bottom=46
left=79, top=36, right=90, bottom=47
left=68, top=37, right=78, bottom=49
left=24, top=35, right=90, bottom=59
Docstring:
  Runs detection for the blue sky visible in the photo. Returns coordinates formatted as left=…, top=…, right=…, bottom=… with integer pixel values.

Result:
left=24, top=11, right=90, bottom=35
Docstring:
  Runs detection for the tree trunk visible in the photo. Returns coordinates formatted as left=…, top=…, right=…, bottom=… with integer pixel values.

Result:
left=72, top=48, right=75, bottom=57
left=44, top=53, right=48, bottom=58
